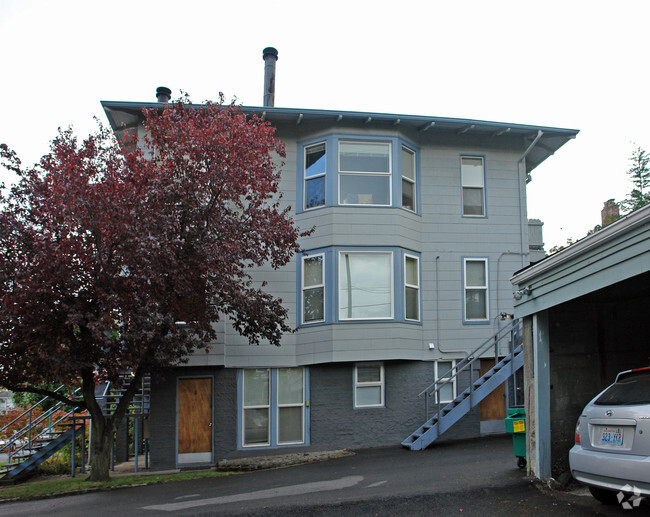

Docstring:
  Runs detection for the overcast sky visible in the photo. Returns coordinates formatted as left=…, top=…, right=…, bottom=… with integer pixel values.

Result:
left=1, top=0, right=648, bottom=249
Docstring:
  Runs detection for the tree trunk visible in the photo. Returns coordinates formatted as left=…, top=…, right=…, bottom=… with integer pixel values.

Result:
left=81, top=366, right=145, bottom=482
left=87, top=416, right=113, bottom=481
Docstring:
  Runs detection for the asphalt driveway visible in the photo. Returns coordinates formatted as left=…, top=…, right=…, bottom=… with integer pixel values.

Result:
left=1, top=435, right=645, bottom=516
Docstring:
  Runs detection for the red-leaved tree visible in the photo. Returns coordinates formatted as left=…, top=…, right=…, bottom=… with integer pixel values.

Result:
left=0, top=97, right=309, bottom=481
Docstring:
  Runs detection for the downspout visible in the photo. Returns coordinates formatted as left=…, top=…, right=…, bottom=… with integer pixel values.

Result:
left=517, top=130, right=543, bottom=268
left=435, top=255, right=469, bottom=360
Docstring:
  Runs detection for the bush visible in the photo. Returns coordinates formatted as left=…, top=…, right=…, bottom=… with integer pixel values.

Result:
left=36, top=436, right=86, bottom=476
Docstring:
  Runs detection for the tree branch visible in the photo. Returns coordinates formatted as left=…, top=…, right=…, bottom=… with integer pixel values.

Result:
left=6, top=384, right=86, bottom=409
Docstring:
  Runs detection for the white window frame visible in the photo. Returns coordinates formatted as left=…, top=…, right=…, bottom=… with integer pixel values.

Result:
left=338, top=251, right=394, bottom=321
left=242, top=368, right=271, bottom=447
left=463, top=258, right=489, bottom=322
left=461, top=155, right=486, bottom=217
left=276, top=368, right=306, bottom=446
left=404, top=254, right=420, bottom=321
left=338, top=141, right=392, bottom=206
left=304, top=142, right=327, bottom=210
left=401, top=146, right=416, bottom=212
left=302, top=254, right=325, bottom=324
left=434, top=360, right=457, bottom=404
left=354, top=363, right=385, bottom=408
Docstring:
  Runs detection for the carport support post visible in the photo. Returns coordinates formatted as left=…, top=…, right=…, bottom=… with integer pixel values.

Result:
left=533, top=311, right=551, bottom=479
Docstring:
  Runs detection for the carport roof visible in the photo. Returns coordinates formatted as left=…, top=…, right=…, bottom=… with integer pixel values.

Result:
left=101, top=101, right=579, bottom=175
left=511, top=203, right=650, bottom=318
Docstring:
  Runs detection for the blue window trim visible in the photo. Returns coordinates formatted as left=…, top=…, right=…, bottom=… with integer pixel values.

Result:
left=297, top=246, right=422, bottom=327
left=297, top=133, right=421, bottom=215
left=301, top=252, right=326, bottom=324
left=459, top=154, right=488, bottom=219
left=237, top=368, right=311, bottom=450
left=461, top=256, right=490, bottom=325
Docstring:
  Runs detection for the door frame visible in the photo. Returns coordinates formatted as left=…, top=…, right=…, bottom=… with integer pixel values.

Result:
left=176, top=375, right=214, bottom=466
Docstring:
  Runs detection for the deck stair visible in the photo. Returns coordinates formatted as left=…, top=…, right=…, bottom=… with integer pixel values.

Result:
left=0, top=373, right=150, bottom=480
left=402, top=319, right=523, bottom=451
left=0, top=386, right=88, bottom=481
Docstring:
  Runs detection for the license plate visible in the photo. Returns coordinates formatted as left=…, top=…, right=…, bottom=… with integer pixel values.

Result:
left=600, top=427, right=623, bottom=446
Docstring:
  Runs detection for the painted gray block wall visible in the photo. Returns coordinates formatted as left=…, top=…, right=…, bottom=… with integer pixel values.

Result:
left=149, top=366, right=238, bottom=471
left=309, top=361, right=480, bottom=449
left=149, top=361, right=482, bottom=469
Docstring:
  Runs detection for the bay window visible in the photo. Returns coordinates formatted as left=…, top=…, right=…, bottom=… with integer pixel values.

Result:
left=404, top=254, right=420, bottom=321
left=339, top=141, right=391, bottom=206
left=302, top=254, right=324, bottom=323
left=401, top=146, right=416, bottom=211
left=304, top=142, right=326, bottom=210
left=339, top=251, right=393, bottom=320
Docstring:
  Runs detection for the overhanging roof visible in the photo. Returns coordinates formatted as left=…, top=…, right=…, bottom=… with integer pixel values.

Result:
left=101, top=101, right=579, bottom=174
left=511, top=203, right=650, bottom=317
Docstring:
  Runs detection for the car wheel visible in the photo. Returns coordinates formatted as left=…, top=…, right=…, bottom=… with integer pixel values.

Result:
left=588, top=486, right=619, bottom=505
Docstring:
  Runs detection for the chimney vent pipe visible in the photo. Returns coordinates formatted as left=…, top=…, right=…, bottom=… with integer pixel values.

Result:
left=262, top=47, right=278, bottom=107
left=156, top=86, right=172, bottom=103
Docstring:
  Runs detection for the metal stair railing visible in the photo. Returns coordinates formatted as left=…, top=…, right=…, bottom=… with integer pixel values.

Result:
left=0, top=386, right=88, bottom=478
left=94, top=373, right=151, bottom=473
left=419, top=318, right=522, bottom=425
left=402, top=319, right=523, bottom=450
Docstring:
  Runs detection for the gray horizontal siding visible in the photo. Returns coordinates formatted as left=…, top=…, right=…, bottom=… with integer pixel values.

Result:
left=185, top=125, right=530, bottom=368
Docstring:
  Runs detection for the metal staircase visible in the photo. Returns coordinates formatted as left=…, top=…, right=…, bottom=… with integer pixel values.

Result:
left=402, top=319, right=523, bottom=451
left=0, top=373, right=150, bottom=480
left=0, top=387, right=89, bottom=481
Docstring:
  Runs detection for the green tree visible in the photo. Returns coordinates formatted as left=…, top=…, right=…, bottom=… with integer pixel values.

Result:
left=621, top=146, right=650, bottom=213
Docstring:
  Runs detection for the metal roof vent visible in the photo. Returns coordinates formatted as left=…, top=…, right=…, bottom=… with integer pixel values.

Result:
left=156, top=86, right=172, bottom=103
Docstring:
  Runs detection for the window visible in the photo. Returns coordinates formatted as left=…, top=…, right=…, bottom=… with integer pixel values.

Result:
left=339, top=141, right=391, bottom=206
left=354, top=364, right=384, bottom=408
left=339, top=251, right=393, bottom=320
left=242, top=369, right=270, bottom=446
left=434, top=360, right=457, bottom=404
left=401, top=147, right=416, bottom=211
left=277, top=368, right=305, bottom=444
left=461, top=156, right=485, bottom=216
left=302, top=254, right=324, bottom=323
left=304, top=143, right=326, bottom=209
left=404, top=254, right=420, bottom=321
left=241, top=368, right=307, bottom=448
left=464, top=258, right=489, bottom=322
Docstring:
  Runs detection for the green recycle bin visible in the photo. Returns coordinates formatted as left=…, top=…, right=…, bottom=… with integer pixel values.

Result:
left=505, top=407, right=527, bottom=468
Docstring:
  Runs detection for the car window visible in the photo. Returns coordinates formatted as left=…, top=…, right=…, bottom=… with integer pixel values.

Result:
left=595, top=371, right=650, bottom=406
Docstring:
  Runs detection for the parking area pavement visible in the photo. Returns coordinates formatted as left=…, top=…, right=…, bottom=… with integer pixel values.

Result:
left=1, top=435, right=646, bottom=516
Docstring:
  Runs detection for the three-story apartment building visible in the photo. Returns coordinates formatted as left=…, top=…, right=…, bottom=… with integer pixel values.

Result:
left=102, top=57, right=577, bottom=468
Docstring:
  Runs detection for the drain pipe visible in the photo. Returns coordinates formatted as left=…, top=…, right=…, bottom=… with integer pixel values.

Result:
left=516, top=130, right=543, bottom=268
left=434, top=256, right=470, bottom=360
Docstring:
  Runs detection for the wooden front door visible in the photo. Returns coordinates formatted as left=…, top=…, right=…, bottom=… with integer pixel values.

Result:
left=177, top=377, right=212, bottom=464
left=479, top=359, right=506, bottom=432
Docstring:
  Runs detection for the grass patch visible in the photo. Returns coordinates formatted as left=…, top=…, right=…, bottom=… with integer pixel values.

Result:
left=0, top=470, right=232, bottom=502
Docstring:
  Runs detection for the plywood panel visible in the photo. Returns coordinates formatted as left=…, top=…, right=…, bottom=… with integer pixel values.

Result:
left=178, top=378, right=212, bottom=454
left=479, top=359, right=506, bottom=422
